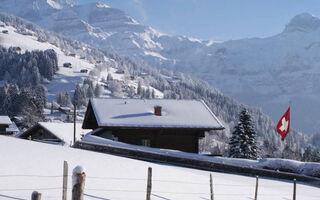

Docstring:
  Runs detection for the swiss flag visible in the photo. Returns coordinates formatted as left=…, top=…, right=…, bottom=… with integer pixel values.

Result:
left=276, top=107, right=290, bottom=141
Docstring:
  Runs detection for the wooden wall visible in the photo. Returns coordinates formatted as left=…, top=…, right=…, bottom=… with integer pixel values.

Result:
left=95, top=128, right=205, bottom=153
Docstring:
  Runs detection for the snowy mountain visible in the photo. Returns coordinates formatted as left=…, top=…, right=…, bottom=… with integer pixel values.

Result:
left=1, top=2, right=318, bottom=134
left=0, top=11, right=315, bottom=159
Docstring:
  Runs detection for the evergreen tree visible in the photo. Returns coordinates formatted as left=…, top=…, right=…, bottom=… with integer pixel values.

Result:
left=137, top=81, right=142, bottom=95
left=229, top=108, right=258, bottom=159
left=94, top=84, right=104, bottom=97
left=151, top=89, right=155, bottom=99
left=107, top=73, right=113, bottom=81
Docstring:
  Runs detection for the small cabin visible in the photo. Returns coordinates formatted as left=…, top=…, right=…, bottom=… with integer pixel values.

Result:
left=17, top=122, right=91, bottom=146
left=80, top=69, right=88, bottom=73
left=12, top=47, right=22, bottom=53
left=82, top=98, right=224, bottom=153
left=115, top=69, right=125, bottom=74
left=0, top=116, right=19, bottom=135
left=63, top=62, right=72, bottom=68
left=59, top=106, right=72, bottom=114
left=2, top=30, right=8, bottom=34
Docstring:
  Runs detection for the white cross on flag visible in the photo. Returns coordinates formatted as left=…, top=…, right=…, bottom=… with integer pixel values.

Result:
left=276, top=107, right=290, bottom=141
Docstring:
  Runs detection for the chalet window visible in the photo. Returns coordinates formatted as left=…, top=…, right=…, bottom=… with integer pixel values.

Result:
left=141, top=139, right=151, bottom=147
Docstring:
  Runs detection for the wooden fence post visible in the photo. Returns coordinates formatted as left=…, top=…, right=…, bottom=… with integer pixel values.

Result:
left=293, top=179, right=296, bottom=200
left=146, top=167, right=152, bottom=200
left=254, top=176, right=259, bottom=200
left=210, top=173, right=214, bottom=200
left=31, top=191, right=41, bottom=200
left=62, top=161, right=68, bottom=200
left=73, top=103, right=76, bottom=145
left=72, top=166, right=86, bottom=200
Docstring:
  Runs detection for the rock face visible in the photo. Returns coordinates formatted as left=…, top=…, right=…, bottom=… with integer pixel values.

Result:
left=1, top=1, right=320, bottom=134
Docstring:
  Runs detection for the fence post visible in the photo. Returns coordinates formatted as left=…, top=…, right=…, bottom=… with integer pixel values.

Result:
left=73, top=103, right=76, bottom=145
left=293, top=179, right=296, bottom=200
left=254, top=176, right=259, bottom=200
left=72, top=166, right=86, bottom=200
left=62, top=161, right=68, bottom=200
left=146, top=167, right=152, bottom=200
left=31, top=191, right=41, bottom=200
left=210, top=173, right=214, bottom=200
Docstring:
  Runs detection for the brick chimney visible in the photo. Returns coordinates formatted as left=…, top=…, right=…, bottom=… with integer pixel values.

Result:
left=154, top=106, right=162, bottom=116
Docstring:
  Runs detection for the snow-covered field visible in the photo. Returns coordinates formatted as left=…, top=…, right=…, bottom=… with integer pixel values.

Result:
left=0, top=136, right=319, bottom=200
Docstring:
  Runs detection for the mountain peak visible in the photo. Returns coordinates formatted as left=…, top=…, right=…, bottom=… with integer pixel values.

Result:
left=95, top=2, right=110, bottom=9
left=46, top=0, right=75, bottom=9
left=284, top=13, right=320, bottom=33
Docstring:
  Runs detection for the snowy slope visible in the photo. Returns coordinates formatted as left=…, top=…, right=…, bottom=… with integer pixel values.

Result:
left=0, top=136, right=319, bottom=200
left=0, top=22, right=163, bottom=103
left=3, top=1, right=320, bottom=134
left=0, top=23, right=95, bottom=102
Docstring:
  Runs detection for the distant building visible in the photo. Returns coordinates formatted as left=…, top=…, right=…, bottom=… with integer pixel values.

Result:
left=17, top=122, right=91, bottom=146
left=0, top=116, right=19, bottom=135
left=81, top=98, right=224, bottom=153
left=115, top=69, right=125, bottom=74
left=63, top=62, right=72, bottom=68
left=12, top=46, right=21, bottom=53
left=80, top=69, right=88, bottom=73
left=2, top=30, right=8, bottom=34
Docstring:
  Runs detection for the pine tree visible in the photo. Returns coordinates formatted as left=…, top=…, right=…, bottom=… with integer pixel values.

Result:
left=94, top=84, right=104, bottom=97
left=151, top=89, right=155, bottom=99
left=137, top=81, right=142, bottom=96
left=229, top=108, right=258, bottom=159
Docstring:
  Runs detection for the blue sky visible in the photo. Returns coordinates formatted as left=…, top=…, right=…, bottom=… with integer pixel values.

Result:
left=74, top=0, right=320, bottom=41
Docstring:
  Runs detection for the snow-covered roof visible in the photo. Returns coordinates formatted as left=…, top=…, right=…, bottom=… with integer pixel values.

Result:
left=18, top=122, right=91, bottom=145
left=85, top=98, right=224, bottom=129
left=0, top=116, right=12, bottom=125
left=6, top=122, right=20, bottom=134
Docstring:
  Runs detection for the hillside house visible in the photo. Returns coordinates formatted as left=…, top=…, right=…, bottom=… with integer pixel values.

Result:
left=80, top=69, right=88, bottom=73
left=0, top=116, right=19, bottom=135
left=82, top=98, right=224, bottom=153
left=17, top=122, right=91, bottom=146
left=12, top=46, right=21, bottom=53
left=63, top=62, right=72, bottom=68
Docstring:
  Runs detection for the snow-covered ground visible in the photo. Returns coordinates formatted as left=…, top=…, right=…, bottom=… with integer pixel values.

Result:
left=82, top=134, right=320, bottom=178
left=0, top=136, right=319, bottom=200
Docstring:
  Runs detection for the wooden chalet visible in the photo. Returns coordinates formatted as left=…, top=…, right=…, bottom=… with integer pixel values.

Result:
left=0, top=116, right=19, bottom=135
left=17, top=122, right=90, bottom=146
left=82, top=98, right=224, bottom=153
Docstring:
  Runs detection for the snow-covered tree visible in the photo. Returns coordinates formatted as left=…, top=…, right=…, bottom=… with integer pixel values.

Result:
left=229, top=108, right=258, bottom=160
left=107, top=73, right=113, bottom=81
left=94, top=84, right=104, bottom=97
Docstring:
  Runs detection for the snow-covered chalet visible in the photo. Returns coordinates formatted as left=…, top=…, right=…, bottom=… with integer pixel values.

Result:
left=17, top=122, right=90, bottom=146
left=82, top=98, right=224, bottom=153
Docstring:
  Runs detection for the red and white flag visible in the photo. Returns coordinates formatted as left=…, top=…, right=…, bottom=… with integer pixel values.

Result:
left=276, top=107, right=290, bottom=141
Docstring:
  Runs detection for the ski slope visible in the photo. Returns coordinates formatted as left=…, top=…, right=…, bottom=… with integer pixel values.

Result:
left=0, top=136, right=318, bottom=200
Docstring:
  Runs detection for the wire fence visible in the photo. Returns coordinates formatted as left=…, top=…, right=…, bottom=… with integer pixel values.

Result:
left=0, top=168, right=318, bottom=200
